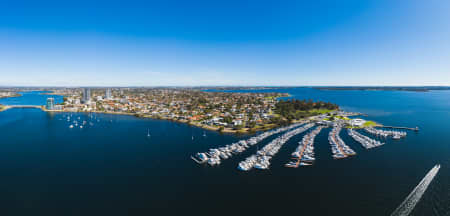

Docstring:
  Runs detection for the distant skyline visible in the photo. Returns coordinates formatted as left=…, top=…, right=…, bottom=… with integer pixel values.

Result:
left=1, top=0, right=449, bottom=86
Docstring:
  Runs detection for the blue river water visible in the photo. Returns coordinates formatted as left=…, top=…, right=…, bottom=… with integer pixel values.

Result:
left=0, top=91, right=63, bottom=106
left=0, top=89, right=449, bottom=216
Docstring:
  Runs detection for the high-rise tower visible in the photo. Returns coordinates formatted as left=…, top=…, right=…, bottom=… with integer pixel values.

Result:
left=46, top=97, right=54, bottom=110
left=82, top=88, right=91, bottom=103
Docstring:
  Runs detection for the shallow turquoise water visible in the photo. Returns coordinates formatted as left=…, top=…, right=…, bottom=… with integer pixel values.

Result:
left=0, top=89, right=449, bottom=215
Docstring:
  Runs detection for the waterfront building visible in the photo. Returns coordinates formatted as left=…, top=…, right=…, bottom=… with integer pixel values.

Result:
left=350, top=118, right=366, bottom=127
left=46, top=98, right=55, bottom=110
left=82, top=88, right=91, bottom=103
left=54, top=105, right=63, bottom=110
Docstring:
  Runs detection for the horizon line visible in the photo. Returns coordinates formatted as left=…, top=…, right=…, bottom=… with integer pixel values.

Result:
left=1, top=85, right=450, bottom=88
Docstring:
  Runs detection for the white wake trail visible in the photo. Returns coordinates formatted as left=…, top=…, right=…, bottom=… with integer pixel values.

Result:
left=391, top=164, right=441, bottom=216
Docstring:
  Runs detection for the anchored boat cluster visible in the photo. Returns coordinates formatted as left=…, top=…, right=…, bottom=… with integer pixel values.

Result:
left=348, top=129, right=384, bottom=149
left=237, top=123, right=314, bottom=171
left=192, top=117, right=411, bottom=171
left=364, top=127, right=407, bottom=139
left=191, top=122, right=305, bottom=166
left=285, top=126, right=323, bottom=168
left=329, top=125, right=357, bottom=159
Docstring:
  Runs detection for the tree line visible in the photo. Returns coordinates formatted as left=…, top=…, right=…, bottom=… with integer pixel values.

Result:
left=274, top=99, right=339, bottom=121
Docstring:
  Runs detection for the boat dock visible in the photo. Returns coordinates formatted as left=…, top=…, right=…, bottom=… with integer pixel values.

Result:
left=348, top=129, right=384, bottom=149
left=190, top=156, right=205, bottom=164
left=238, top=123, right=314, bottom=171
left=378, top=126, right=419, bottom=131
left=195, top=122, right=307, bottom=166
left=285, top=144, right=307, bottom=168
left=328, top=125, right=356, bottom=159
left=365, top=127, right=407, bottom=139
left=286, top=126, right=323, bottom=168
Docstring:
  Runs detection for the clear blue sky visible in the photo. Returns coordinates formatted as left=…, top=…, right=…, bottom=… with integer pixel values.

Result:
left=1, top=0, right=449, bottom=86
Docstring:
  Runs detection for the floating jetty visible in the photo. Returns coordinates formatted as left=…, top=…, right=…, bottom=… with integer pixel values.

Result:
left=348, top=129, right=384, bottom=149
left=286, top=126, right=323, bottom=168
left=192, top=122, right=307, bottom=166
left=391, top=164, right=441, bottom=216
left=365, top=127, right=407, bottom=139
left=379, top=126, right=419, bottom=131
left=238, top=123, right=314, bottom=171
left=328, top=125, right=356, bottom=159
left=190, top=155, right=206, bottom=164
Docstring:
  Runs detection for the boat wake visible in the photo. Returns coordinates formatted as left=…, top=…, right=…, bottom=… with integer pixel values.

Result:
left=391, top=164, right=441, bottom=216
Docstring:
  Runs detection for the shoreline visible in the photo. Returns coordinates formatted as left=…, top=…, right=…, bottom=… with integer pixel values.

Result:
left=0, top=106, right=7, bottom=112
left=40, top=92, right=72, bottom=96
left=1, top=91, right=329, bottom=134
left=0, top=94, right=22, bottom=99
left=42, top=107, right=280, bottom=134
left=37, top=92, right=295, bottom=134
left=3, top=106, right=392, bottom=133
left=2, top=105, right=324, bottom=134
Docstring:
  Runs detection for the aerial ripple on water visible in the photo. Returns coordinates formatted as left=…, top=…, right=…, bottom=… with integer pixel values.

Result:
left=432, top=176, right=450, bottom=216
left=391, top=164, right=441, bottom=216
left=441, top=159, right=450, bottom=216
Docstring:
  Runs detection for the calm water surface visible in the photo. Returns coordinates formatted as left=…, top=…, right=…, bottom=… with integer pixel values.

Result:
left=0, top=89, right=449, bottom=216
left=0, top=91, right=63, bottom=106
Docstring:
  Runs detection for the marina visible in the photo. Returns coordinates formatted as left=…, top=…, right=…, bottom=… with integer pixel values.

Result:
left=0, top=89, right=448, bottom=216
left=348, top=129, right=384, bottom=149
left=285, top=126, right=323, bottom=168
left=192, top=121, right=307, bottom=166
left=328, top=124, right=356, bottom=159
left=195, top=118, right=414, bottom=169
left=0, top=0, right=449, bottom=211
left=237, top=123, right=314, bottom=171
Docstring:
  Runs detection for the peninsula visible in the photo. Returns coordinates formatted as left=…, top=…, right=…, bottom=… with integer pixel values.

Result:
left=38, top=88, right=339, bottom=133
left=0, top=91, right=21, bottom=99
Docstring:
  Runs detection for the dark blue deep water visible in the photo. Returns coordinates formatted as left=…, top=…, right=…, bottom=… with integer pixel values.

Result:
left=0, top=89, right=449, bottom=216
